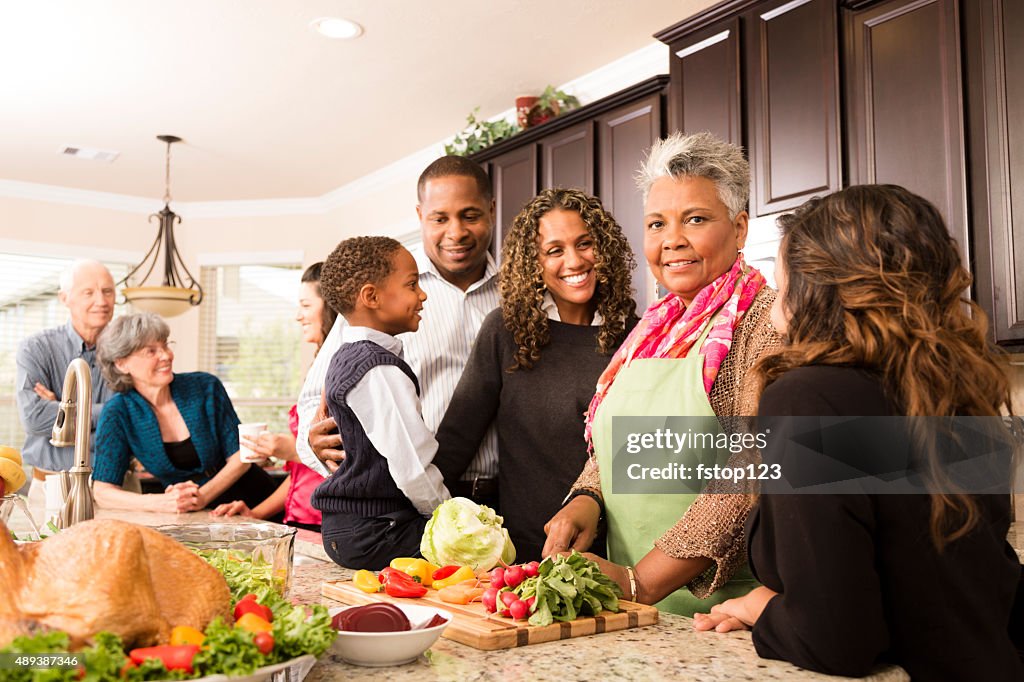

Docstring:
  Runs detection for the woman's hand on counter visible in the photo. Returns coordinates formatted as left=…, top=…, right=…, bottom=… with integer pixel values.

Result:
left=693, top=586, right=778, bottom=633
left=210, top=500, right=255, bottom=518
left=164, top=481, right=203, bottom=513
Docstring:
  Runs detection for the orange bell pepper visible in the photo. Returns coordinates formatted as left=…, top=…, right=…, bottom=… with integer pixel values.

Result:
left=169, top=625, right=205, bottom=647
left=235, top=612, right=273, bottom=633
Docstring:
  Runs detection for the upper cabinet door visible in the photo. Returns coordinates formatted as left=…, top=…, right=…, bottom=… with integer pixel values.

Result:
left=540, top=122, right=594, bottom=194
left=746, top=0, right=841, bottom=216
left=489, top=145, right=537, bottom=261
left=845, top=0, right=968, bottom=260
left=667, top=17, right=742, bottom=145
left=597, top=94, right=664, bottom=312
left=964, top=0, right=1024, bottom=344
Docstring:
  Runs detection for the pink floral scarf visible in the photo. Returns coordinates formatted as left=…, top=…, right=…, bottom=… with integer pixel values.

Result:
left=584, top=254, right=766, bottom=453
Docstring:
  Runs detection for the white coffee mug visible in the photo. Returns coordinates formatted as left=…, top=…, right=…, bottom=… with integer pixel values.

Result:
left=238, top=423, right=268, bottom=462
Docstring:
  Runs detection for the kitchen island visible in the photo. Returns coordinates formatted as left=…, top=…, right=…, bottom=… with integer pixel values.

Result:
left=5, top=501, right=914, bottom=681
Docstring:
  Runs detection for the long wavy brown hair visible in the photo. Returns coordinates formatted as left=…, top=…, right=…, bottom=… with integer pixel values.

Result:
left=500, top=188, right=637, bottom=371
left=758, top=184, right=1013, bottom=549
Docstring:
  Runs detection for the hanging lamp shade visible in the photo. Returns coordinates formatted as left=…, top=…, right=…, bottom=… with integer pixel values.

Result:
left=119, top=135, right=202, bottom=317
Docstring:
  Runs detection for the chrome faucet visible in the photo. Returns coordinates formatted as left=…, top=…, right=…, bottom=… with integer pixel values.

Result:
left=49, top=357, right=95, bottom=527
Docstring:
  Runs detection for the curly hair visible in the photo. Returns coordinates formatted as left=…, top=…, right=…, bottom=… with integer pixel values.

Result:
left=757, top=184, right=1013, bottom=550
left=301, top=261, right=338, bottom=351
left=499, top=188, right=636, bottom=371
left=320, top=237, right=403, bottom=315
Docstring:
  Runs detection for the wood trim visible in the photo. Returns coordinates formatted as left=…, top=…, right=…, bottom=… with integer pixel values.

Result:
left=655, top=0, right=759, bottom=43
left=470, top=76, right=669, bottom=163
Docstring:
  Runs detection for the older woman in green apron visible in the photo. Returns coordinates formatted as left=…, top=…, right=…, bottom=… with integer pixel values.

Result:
left=542, top=132, right=780, bottom=616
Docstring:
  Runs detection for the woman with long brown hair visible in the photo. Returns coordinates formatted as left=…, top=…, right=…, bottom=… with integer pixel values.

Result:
left=694, top=184, right=1023, bottom=680
left=433, top=187, right=637, bottom=561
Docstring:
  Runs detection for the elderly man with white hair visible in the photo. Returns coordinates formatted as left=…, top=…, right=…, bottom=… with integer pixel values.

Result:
left=14, top=259, right=117, bottom=495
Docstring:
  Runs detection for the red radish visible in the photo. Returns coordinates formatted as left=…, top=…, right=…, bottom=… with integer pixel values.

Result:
left=524, top=561, right=540, bottom=578
left=504, top=565, right=525, bottom=588
left=482, top=587, right=499, bottom=613
left=509, top=599, right=529, bottom=620
left=499, top=608, right=511, bottom=617
left=490, top=567, right=506, bottom=589
left=525, top=596, right=536, bottom=609
left=500, top=590, right=518, bottom=607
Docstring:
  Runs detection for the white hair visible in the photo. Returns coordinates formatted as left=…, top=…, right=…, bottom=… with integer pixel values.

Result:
left=636, top=132, right=750, bottom=220
left=59, top=259, right=110, bottom=292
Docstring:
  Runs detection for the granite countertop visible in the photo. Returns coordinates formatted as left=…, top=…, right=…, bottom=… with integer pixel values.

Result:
left=17, top=500, right=1024, bottom=680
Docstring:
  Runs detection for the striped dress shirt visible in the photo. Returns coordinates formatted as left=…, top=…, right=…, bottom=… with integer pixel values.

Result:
left=296, top=251, right=500, bottom=479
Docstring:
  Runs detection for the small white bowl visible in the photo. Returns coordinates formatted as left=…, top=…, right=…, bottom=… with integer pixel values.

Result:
left=329, top=603, right=452, bottom=667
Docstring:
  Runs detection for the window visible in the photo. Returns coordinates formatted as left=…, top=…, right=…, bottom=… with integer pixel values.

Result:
left=198, top=263, right=303, bottom=432
left=0, top=253, right=131, bottom=450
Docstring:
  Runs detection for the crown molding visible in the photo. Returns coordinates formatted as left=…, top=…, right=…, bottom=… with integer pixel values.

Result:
left=0, top=179, right=160, bottom=214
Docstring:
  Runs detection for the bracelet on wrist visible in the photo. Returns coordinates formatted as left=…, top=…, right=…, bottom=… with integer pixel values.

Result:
left=625, top=565, right=638, bottom=602
left=564, top=488, right=605, bottom=519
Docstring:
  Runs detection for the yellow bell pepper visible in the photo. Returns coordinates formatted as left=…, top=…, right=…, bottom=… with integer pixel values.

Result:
left=353, top=569, right=382, bottom=593
left=235, top=612, right=273, bottom=634
left=431, top=565, right=475, bottom=590
left=169, top=625, right=205, bottom=647
left=390, top=557, right=438, bottom=586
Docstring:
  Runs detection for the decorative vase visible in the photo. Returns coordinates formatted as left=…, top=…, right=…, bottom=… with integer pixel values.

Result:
left=515, top=96, right=539, bottom=128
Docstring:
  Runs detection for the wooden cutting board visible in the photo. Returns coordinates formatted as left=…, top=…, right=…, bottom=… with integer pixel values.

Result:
left=322, top=579, right=658, bottom=650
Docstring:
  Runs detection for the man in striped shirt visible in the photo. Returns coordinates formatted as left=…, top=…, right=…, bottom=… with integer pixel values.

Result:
left=295, top=155, right=501, bottom=508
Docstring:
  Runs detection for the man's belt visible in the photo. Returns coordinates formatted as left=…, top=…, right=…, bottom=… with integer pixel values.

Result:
left=450, top=476, right=498, bottom=500
left=32, top=466, right=59, bottom=482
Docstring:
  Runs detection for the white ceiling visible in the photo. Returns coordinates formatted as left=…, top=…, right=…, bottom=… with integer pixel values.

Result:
left=0, top=0, right=713, bottom=203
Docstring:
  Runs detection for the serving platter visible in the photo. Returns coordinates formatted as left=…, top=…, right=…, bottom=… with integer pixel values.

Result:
left=322, top=579, right=658, bottom=651
left=178, top=654, right=317, bottom=682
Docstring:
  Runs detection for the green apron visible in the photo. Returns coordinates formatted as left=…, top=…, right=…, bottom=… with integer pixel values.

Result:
left=593, top=319, right=757, bottom=615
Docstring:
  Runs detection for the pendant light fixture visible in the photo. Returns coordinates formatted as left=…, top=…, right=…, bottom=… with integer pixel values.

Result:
left=119, top=135, right=203, bottom=317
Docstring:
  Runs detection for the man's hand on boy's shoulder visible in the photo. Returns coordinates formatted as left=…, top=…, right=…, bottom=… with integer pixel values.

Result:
left=311, top=393, right=345, bottom=469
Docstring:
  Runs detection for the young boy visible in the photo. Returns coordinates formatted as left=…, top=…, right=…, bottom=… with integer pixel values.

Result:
left=311, top=236, right=450, bottom=570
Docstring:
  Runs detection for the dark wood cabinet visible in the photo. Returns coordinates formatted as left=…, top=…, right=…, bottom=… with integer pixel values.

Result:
left=745, top=0, right=841, bottom=215
left=597, top=94, right=663, bottom=310
left=964, top=0, right=1024, bottom=344
left=844, top=0, right=969, bottom=262
left=487, top=145, right=537, bottom=259
left=663, top=17, right=742, bottom=146
left=539, top=122, right=593, bottom=194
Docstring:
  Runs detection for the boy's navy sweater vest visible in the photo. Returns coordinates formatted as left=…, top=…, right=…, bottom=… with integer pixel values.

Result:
left=311, top=340, right=421, bottom=517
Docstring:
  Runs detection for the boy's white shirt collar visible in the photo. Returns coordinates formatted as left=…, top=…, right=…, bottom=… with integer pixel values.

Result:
left=541, top=291, right=604, bottom=326
left=341, top=325, right=404, bottom=358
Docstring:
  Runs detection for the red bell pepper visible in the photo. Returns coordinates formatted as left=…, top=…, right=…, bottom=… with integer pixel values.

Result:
left=432, top=564, right=461, bottom=581
left=378, top=566, right=428, bottom=598
left=234, top=598, right=273, bottom=623
left=128, top=645, right=200, bottom=673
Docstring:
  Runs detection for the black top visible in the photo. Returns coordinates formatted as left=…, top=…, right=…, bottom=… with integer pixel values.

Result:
left=434, top=309, right=635, bottom=562
left=163, top=437, right=201, bottom=470
left=748, top=365, right=1023, bottom=680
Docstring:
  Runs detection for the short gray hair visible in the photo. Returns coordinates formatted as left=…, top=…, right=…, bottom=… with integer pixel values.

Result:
left=97, top=313, right=170, bottom=393
left=636, top=132, right=750, bottom=220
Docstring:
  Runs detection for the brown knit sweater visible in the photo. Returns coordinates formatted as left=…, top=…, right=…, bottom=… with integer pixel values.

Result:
left=571, top=285, right=781, bottom=598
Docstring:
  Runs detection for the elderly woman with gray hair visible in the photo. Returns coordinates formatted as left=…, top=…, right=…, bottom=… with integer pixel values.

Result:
left=542, top=132, right=781, bottom=615
left=92, top=312, right=277, bottom=513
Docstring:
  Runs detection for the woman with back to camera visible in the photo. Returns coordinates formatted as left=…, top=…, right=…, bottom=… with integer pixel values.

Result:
left=212, top=262, right=337, bottom=531
left=93, top=313, right=277, bottom=513
left=693, top=184, right=1024, bottom=680
left=542, top=132, right=781, bottom=615
left=433, top=187, right=637, bottom=561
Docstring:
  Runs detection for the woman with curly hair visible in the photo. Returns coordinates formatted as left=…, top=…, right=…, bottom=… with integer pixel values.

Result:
left=543, top=132, right=781, bottom=616
left=433, top=187, right=638, bottom=561
left=694, top=184, right=1023, bottom=680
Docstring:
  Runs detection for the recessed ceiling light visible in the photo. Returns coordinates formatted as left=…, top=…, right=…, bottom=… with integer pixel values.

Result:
left=310, top=17, right=363, bottom=39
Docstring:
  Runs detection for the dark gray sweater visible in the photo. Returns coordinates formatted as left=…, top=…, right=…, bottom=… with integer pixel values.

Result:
left=434, top=308, right=635, bottom=561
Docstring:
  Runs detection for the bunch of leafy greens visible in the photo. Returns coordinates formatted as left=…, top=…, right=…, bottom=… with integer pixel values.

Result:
left=510, top=551, right=622, bottom=627
left=0, top=551, right=335, bottom=681
left=420, top=497, right=516, bottom=571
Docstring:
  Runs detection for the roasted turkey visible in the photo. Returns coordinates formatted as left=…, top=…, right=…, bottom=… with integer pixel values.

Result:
left=0, top=519, right=232, bottom=648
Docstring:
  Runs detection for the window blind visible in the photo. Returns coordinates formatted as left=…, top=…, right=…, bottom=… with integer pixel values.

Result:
left=198, top=263, right=303, bottom=432
left=0, top=253, right=130, bottom=451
